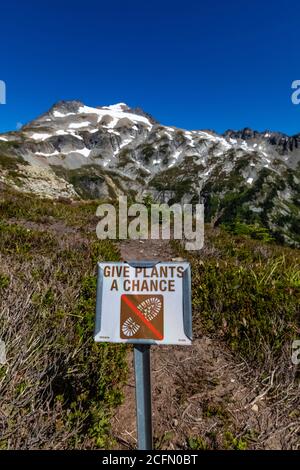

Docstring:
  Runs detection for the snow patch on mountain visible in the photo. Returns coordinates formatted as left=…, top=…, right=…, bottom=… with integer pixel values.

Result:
left=30, top=133, right=53, bottom=141
left=53, top=110, right=76, bottom=118
left=35, top=150, right=60, bottom=157
left=68, top=122, right=91, bottom=129
left=78, top=103, right=152, bottom=129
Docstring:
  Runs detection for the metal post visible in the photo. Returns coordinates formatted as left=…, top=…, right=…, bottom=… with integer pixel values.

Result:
left=133, top=345, right=153, bottom=450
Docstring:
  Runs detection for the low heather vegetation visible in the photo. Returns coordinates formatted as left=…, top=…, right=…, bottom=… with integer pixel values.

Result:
left=0, top=186, right=127, bottom=449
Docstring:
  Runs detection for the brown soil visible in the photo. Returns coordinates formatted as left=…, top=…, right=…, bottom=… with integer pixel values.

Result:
left=111, top=239, right=298, bottom=450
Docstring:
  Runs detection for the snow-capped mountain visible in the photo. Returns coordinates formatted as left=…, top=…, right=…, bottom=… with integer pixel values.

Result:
left=0, top=101, right=299, bottom=246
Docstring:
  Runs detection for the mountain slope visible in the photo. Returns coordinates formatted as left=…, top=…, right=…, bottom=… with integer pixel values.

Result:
left=1, top=186, right=299, bottom=449
left=0, top=101, right=299, bottom=246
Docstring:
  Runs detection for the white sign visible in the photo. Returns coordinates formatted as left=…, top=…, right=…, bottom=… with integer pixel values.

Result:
left=94, top=261, right=192, bottom=346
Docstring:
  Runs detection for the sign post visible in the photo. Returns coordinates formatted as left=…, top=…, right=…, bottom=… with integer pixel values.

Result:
left=94, top=260, right=192, bottom=449
left=134, top=345, right=152, bottom=450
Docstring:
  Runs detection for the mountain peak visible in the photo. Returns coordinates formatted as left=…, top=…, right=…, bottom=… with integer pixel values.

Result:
left=51, top=100, right=84, bottom=113
left=223, top=127, right=289, bottom=140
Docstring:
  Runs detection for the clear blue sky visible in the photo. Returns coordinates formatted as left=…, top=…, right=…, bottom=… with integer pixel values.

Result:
left=0, top=0, right=299, bottom=135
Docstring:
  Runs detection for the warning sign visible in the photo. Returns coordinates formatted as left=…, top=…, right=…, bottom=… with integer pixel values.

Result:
left=94, top=261, right=192, bottom=346
left=120, top=294, right=164, bottom=340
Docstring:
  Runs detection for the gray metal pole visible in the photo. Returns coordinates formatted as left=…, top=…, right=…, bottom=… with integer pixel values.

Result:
left=133, top=345, right=153, bottom=450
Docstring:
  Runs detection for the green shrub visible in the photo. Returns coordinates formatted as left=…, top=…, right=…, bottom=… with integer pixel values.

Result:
left=223, top=221, right=275, bottom=243
left=174, top=226, right=300, bottom=365
left=0, top=274, right=10, bottom=289
left=187, top=436, right=209, bottom=450
left=0, top=222, right=58, bottom=256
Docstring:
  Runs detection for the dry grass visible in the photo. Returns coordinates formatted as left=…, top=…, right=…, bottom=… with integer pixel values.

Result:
left=0, top=187, right=127, bottom=449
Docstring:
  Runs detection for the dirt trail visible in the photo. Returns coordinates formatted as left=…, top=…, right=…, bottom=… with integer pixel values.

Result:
left=111, top=239, right=292, bottom=450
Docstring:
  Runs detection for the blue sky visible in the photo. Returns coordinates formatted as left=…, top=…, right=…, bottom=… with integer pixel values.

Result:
left=0, top=0, right=299, bottom=134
